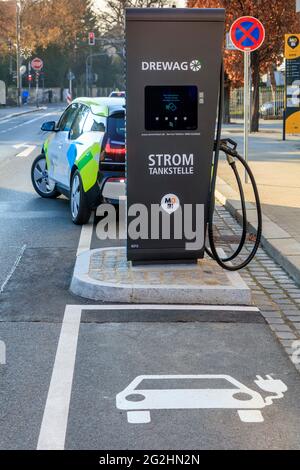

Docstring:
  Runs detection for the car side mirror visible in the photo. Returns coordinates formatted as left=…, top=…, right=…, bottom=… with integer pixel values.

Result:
left=41, top=121, right=57, bottom=132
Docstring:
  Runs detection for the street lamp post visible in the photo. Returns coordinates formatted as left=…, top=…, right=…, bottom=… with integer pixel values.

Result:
left=16, top=0, right=22, bottom=106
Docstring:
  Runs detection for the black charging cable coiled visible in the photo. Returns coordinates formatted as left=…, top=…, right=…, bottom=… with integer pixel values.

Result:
left=205, top=64, right=263, bottom=271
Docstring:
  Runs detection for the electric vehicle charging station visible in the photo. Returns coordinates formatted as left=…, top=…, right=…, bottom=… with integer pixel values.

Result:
left=126, top=8, right=262, bottom=269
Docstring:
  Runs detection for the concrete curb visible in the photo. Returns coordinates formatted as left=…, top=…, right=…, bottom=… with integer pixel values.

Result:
left=216, top=177, right=300, bottom=286
left=0, top=106, right=47, bottom=122
left=70, top=247, right=252, bottom=305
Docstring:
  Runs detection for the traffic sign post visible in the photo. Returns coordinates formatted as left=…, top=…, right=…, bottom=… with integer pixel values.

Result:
left=30, top=58, right=43, bottom=108
left=230, top=17, right=265, bottom=183
left=35, top=72, right=40, bottom=108
left=243, top=51, right=250, bottom=183
left=67, top=70, right=75, bottom=102
left=28, top=63, right=32, bottom=95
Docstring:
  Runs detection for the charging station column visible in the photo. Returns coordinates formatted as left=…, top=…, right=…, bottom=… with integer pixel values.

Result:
left=126, top=8, right=225, bottom=264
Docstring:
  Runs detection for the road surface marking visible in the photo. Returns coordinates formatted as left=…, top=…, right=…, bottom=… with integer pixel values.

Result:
left=38, top=213, right=94, bottom=448
left=0, top=112, right=55, bottom=134
left=38, top=303, right=285, bottom=448
left=117, top=374, right=287, bottom=424
left=0, top=340, right=6, bottom=365
left=76, top=213, right=94, bottom=256
left=80, top=304, right=260, bottom=312
left=38, top=303, right=260, bottom=450
left=0, top=244, right=27, bottom=294
left=14, top=143, right=36, bottom=158
left=37, top=305, right=82, bottom=450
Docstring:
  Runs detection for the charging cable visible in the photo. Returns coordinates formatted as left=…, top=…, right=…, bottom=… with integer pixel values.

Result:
left=206, top=64, right=263, bottom=271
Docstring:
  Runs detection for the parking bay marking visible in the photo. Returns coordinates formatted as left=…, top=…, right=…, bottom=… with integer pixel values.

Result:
left=38, top=215, right=95, bottom=449
left=37, top=303, right=284, bottom=450
left=76, top=213, right=95, bottom=256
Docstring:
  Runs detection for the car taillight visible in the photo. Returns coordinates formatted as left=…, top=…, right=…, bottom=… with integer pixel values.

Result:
left=105, top=141, right=126, bottom=156
left=107, top=177, right=126, bottom=183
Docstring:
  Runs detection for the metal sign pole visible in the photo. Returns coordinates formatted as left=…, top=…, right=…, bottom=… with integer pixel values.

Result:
left=283, top=59, right=287, bottom=141
left=36, top=72, right=39, bottom=108
left=230, top=17, right=265, bottom=185
left=244, top=51, right=250, bottom=184
left=69, top=70, right=73, bottom=99
left=28, top=63, right=31, bottom=96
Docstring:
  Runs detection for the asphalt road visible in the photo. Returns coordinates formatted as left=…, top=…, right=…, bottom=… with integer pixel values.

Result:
left=0, top=107, right=300, bottom=451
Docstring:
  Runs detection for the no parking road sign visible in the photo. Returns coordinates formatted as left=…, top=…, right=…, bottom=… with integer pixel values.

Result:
left=230, top=16, right=265, bottom=52
left=31, top=57, right=44, bottom=72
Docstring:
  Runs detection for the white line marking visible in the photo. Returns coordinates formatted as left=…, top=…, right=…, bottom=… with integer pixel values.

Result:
left=0, top=244, right=27, bottom=294
left=0, top=112, right=54, bottom=134
left=37, top=302, right=259, bottom=449
left=80, top=304, right=260, bottom=312
left=37, top=305, right=82, bottom=451
left=38, top=208, right=95, bottom=448
left=14, top=143, right=36, bottom=158
left=76, top=213, right=94, bottom=256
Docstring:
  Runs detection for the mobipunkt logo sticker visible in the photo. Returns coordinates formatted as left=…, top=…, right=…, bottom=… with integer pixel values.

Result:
left=161, top=194, right=180, bottom=214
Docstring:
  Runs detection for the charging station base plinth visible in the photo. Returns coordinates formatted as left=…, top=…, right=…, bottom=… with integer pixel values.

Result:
left=71, top=247, right=252, bottom=306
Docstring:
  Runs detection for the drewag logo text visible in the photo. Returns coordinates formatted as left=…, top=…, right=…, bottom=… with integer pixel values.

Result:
left=141, top=59, right=202, bottom=72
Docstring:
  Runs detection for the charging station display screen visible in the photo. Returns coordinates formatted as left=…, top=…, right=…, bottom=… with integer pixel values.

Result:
left=145, top=86, right=198, bottom=131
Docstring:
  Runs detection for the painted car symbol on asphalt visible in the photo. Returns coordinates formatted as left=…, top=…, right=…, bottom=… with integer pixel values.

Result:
left=116, top=374, right=287, bottom=424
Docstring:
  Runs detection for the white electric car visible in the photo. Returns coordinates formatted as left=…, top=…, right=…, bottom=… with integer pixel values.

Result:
left=31, top=97, right=126, bottom=225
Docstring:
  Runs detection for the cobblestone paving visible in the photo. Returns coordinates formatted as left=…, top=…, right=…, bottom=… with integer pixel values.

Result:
left=90, top=248, right=232, bottom=286
left=215, top=205, right=300, bottom=373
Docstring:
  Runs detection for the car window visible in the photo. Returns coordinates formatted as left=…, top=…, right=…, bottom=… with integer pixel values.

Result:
left=70, top=105, right=90, bottom=140
left=110, top=92, right=125, bottom=98
left=58, top=104, right=78, bottom=132
left=83, top=112, right=107, bottom=133
left=107, top=113, right=125, bottom=143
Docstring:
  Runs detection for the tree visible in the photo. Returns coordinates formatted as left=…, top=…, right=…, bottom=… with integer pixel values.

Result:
left=20, top=0, right=98, bottom=50
left=0, top=1, right=15, bottom=44
left=188, top=0, right=299, bottom=131
left=0, top=0, right=100, bottom=90
left=98, top=0, right=169, bottom=37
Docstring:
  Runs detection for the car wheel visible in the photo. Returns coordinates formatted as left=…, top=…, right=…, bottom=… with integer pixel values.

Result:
left=70, top=170, right=92, bottom=225
left=31, top=154, right=59, bottom=199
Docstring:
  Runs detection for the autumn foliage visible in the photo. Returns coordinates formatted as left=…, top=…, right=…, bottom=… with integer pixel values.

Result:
left=188, top=0, right=299, bottom=85
left=0, top=0, right=97, bottom=51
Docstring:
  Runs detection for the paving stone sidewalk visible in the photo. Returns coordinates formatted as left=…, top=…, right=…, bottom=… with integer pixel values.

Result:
left=214, top=203, right=300, bottom=373
left=216, top=119, right=300, bottom=286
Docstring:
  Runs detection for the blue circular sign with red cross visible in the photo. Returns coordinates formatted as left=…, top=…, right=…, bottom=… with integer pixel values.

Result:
left=230, top=16, right=265, bottom=52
